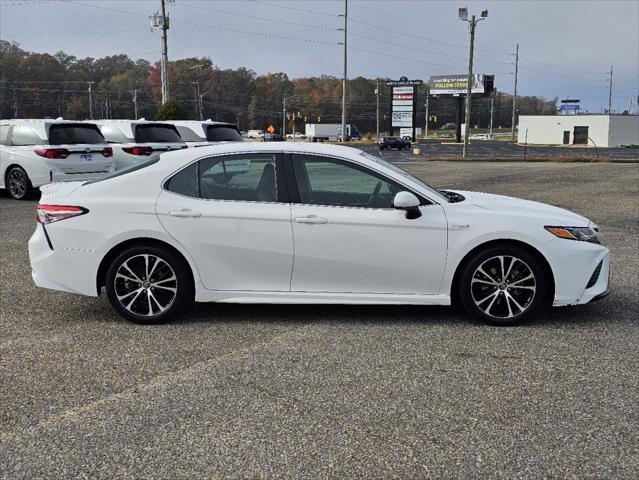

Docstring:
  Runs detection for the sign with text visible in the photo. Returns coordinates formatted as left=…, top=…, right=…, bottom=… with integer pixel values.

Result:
left=430, top=74, right=485, bottom=96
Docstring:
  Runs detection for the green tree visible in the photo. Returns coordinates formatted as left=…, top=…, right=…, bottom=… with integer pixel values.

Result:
left=154, top=100, right=187, bottom=120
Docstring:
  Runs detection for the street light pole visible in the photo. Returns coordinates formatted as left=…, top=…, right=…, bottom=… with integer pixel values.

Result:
left=607, top=65, right=613, bottom=114
left=340, top=0, right=348, bottom=141
left=511, top=43, right=519, bottom=142
left=87, top=81, right=94, bottom=120
left=282, top=95, right=286, bottom=137
left=459, top=8, right=487, bottom=158
left=424, top=93, right=429, bottom=139
left=375, top=77, right=380, bottom=139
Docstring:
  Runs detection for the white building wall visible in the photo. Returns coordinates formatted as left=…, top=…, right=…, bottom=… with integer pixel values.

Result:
left=518, top=115, right=610, bottom=146
left=608, top=115, right=639, bottom=146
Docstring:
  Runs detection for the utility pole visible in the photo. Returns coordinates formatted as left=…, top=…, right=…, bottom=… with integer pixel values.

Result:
left=489, top=94, right=494, bottom=137
left=12, top=86, right=18, bottom=118
left=87, top=81, right=94, bottom=119
left=511, top=43, right=519, bottom=142
left=375, top=78, right=380, bottom=139
left=340, top=0, right=348, bottom=141
left=57, top=90, right=62, bottom=118
left=607, top=65, right=613, bottom=114
left=132, top=90, right=138, bottom=119
left=282, top=95, right=286, bottom=136
left=160, top=0, right=169, bottom=104
left=424, top=93, right=430, bottom=139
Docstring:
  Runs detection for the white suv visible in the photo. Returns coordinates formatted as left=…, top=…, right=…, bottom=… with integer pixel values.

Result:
left=0, top=119, right=116, bottom=200
left=168, top=120, right=243, bottom=148
left=95, top=120, right=186, bottom=170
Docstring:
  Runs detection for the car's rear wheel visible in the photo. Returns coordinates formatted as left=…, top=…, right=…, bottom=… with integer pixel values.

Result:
left=105, top=245, right=192, bottom=324
left=6, top=166, right=31, bottom=200
left=459, top=245, right=548, bottom=326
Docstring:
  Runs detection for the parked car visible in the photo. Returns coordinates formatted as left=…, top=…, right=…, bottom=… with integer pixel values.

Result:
left=263, top=133, right=285, bottom=142
left=469, top=133, right=491, bottom=140
left=379, top=136, right=411, bottom=150
left=286, top=132, right=307, bottom=141
left=168, top=120, right=243, bottom=147
left=29, top=143, right=610, bottom=326
left=246, top=130, right=264, bottom=139
left=95, top=119, right=186, bottom=169
left=0, top=119, right=115, bottom=199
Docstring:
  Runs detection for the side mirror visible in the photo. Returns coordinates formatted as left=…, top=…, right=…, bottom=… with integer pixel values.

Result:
left=393, top=191, right=422, bottom=219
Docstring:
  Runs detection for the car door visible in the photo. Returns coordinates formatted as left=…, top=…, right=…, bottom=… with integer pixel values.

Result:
left=288, top=154, right=448, bottom=295
left=156, top=152, right=294, bottom=292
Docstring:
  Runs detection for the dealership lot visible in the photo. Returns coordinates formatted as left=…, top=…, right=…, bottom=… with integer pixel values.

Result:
left=1, top=162, right=637, bottom=478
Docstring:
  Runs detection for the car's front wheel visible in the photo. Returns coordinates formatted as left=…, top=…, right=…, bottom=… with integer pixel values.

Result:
left=105, top=245, right=192, bottom=324
left=459, top=245, right=549, bottom=326
left=6, top=166, right=31, bottom=200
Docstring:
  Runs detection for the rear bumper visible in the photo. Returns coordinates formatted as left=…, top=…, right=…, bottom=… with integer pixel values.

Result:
left=28, top=224, right=99, bottom=297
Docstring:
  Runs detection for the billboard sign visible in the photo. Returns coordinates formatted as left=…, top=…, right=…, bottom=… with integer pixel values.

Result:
left=430, top=74, right=485, bottom=96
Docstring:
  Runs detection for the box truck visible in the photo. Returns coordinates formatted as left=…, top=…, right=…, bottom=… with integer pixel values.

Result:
left=305, top=124, right=362, bottom=142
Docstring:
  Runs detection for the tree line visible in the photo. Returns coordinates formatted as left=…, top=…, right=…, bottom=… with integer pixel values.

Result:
left=0, top=40, right=557, bottom=134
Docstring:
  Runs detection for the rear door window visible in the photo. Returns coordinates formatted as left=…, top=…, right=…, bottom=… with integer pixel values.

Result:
left=206, top=125, right=243, bottom=142
left=48, top=124, right=107, bottom=145
left=135, top=124, right=182, bottom=143
left=11, top=126, right=43, bottom=146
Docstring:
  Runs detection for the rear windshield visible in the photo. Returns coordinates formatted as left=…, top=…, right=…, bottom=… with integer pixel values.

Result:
left=84, top=158, right=159, bottom=185
left=135, top=124, right=182, bottom=143
left=48, top=124, right=106, bottom=145
left=206, top=125, right=243, bottom=142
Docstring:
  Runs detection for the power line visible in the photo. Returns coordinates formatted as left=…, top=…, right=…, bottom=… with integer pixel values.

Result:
left=248, top=0, right=340, bottom=18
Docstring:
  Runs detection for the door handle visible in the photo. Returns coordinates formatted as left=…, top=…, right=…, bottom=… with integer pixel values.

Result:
left=169, top=209, right=202, bottom=218
left=295, top=215, right=328, bottom=225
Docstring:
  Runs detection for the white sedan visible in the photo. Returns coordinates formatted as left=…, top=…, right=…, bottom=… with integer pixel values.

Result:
left=28, top=143, right=610, bottom=326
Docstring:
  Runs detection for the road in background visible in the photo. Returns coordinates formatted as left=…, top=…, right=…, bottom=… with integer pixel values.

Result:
left=1, top=162, right=637, bottom=478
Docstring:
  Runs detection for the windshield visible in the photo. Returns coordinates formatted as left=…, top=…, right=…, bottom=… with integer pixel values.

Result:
left=135, top=124, right=183, bottom=143
left=48, top=124, right=107, bottom=145
left=359, top=151, right=449, bottom=203
left=206, top=125, right=243, bottom=142
left=84, top=158, right=159, bottom=185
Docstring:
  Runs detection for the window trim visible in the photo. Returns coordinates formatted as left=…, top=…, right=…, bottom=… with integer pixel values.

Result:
left=284, top=152, right=433, bottom=210
left=162, top=151, right=288, bottom=205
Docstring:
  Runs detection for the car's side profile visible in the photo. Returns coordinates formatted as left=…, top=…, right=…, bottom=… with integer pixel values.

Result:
left=29, top=143, right=610, bottom=326
left=379, top=136, right=411, bottom=150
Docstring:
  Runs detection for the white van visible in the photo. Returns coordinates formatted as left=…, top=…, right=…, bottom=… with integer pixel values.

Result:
left=246, top=129, right=265, bottom=139
left=168, top=120, right=243, bottom=147
left=95, top=119, right=186, bottom=170
left=0, top=119, right=115, bottom=200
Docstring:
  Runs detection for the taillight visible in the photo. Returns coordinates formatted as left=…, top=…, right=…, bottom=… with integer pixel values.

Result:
left=102, top=147, right=113, bottom=157
left=122, top=146, right=153, bottom=156
left=35, top=148, right=70, bottom=159
left=36, top=204, right=88, bottom=224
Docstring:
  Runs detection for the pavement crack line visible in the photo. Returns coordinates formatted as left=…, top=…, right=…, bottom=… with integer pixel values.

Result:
left=0, top=324, right=314, bottom=444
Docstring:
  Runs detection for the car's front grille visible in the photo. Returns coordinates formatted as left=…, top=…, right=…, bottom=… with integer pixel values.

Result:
left=586, top=261, right=603, bottom=289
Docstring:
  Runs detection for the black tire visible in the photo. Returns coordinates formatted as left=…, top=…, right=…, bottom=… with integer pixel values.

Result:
left=105, top=244, right=193, bottom=324
left=6, top=166, right=32, bottom=200
left=458, top=245, right=549, bottom=326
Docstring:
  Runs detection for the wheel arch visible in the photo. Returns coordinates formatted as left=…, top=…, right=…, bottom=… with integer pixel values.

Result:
left=450, top=239, right=555, bottom=306
left=96, top=237, right=196, bottom=296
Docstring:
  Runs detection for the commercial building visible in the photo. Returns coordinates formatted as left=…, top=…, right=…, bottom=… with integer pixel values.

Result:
left=517, top=114, right=639, bottom=147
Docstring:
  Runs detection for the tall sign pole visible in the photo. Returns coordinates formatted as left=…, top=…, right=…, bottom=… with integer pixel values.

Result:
left=462, top=16, right=476, bottom=158
left=160, top=0, right=169, bottom=105
left=340, top=0, right=348, bottom=141
left=511, top=43, right=519, bottom=142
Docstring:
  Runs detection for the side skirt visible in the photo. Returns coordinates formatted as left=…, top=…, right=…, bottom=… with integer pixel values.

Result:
left=195, top=288, right=451, bottom=306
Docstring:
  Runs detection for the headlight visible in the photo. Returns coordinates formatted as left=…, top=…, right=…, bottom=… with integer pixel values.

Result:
left=545, top=226, right=601, bottom=244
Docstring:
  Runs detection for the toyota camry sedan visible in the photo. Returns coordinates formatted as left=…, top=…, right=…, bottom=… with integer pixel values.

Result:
left=28, top=143, right=610, bottom=326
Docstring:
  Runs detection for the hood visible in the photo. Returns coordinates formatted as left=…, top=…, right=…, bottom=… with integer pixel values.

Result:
left=451, top=190, right=590, bottom=227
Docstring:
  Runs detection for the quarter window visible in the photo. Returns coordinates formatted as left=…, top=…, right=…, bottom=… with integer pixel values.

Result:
left=11, top=126, right=43, bottom=146
left=292, top=155, right=401, bottom=209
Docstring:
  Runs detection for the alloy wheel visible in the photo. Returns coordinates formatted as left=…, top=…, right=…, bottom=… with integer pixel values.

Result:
left=470, top=255, right=536, bottom=319
left=113, top=254, right=178, bottom=317
left=8, top=169, right=27, bottom=199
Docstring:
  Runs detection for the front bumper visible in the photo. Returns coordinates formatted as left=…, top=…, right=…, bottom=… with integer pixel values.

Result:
left=541, top=238, right=610, bottom=306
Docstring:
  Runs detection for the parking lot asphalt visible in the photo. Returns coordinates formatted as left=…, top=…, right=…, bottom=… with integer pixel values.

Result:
left=1, top=162, right=638, bottom=478
left=359, top=139, right=639, bottom=161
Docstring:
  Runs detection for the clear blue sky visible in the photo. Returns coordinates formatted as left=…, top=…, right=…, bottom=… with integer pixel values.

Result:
left=1, top=0, right=637, bottom=112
